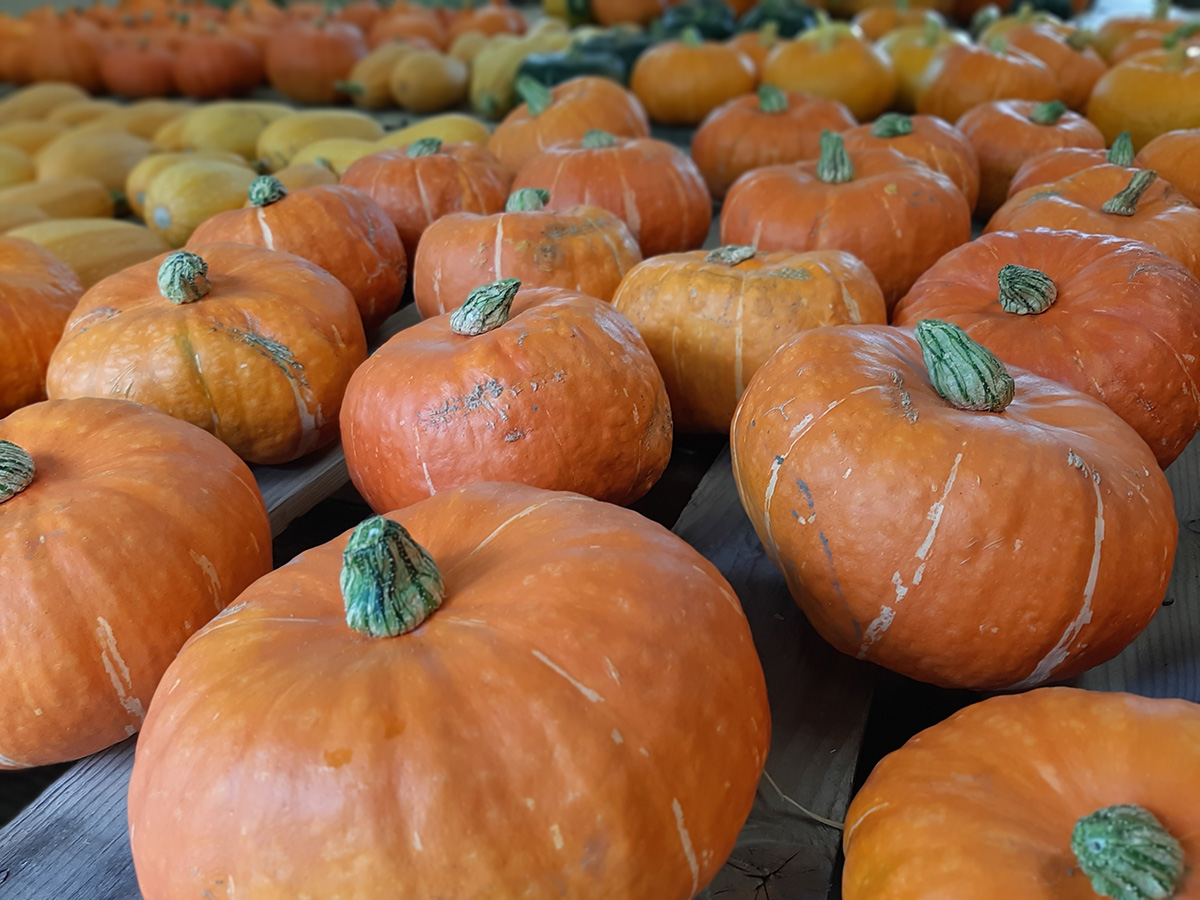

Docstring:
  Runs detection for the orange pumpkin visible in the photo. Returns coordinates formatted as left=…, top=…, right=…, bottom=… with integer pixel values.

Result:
left=448, top=4, right=526, bottom=42
left=876, top=18, right=970, bottom=113
left=46, top=246, right=368, bottom=465
left=916, top=40, right=1060, bottom=124
left=957, top=99, right=1106, bottom=217
left=842, top=112, right=980, bottom=211
left=100, top=36, right=177, bottom=98
left=487, top=76, right=650, bottom=175
left=266, top=17, right=368, bottom=105
left=1086, top=45, right=1200, bottom=150
left=763, top=19, right=897, bottom=120
left=988, top=165, right=1200, bottom=280
left=173, top=27, right=264, bottom=99
left=894, top=229, right=1200, bottom=467
left=691, top=85, right=857, bottom=200
left=612, top=245, right=887, bottom=432
left=512, top=130, right=712, bottom=258
left=630, top=28, right=758, bottom=126
left=853, top=3, right=942, bottom=41
left=25, top=16, right=107, bottom=93
left=591, top=0, right=670, bottom=25
left=368, top=10, right=446, bottom=49
left=730, top=320, right=1177, bottom=689
left=727, top=22, right=781, bottom=73
left=0, top=237, right=84, bottom=417
left=342, top=279, right=672, bottom=510
left=721, top=131, right=970, bottom=310
left=1108, top=23, right=1200, bottom=65
left=188, top=177, right=406, bottom=331
left=0, top=398, right=271, bottom=769
left=129, top=480, right=768, bottom=899
left=843, top=688, right=1200, bottom=899
left=1136, top=127, right=1200, bottom=206
left=341, top=138, right=512, bottom=263
left=1006, top=130, right=1135, bottom=198
left=412, top=187, right=641, bottom=317
left=1093, top=0, right=1175, bottom=60
left=999, top=23, right=1108, bottom=111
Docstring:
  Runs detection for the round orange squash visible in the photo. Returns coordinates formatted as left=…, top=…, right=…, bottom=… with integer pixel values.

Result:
left=1136, top=127, right=1200, bottom=207
left=340, top=138, right=512, bottom=263
left=720, top=131, right=971, bottom=311
left=128, top=480, right=769, bottom=899
left=630, top=28, right=758, bottom=126
left=916, top=40, right=1060, bottom=124
left=188, top=176, right=406, bottom=331
left=1005, top=130, right=1135, bottom=198
left=730, top=320, right=1177, bottom=689
left=46, top=246, right=368, bottom=465
left=0, top=237, right=84, bottom=417
left=0, top=397, right=272, bottom=769
left=512, top=129, right=711, bottom=258
left=612, top=245, right=887, bottom=432
left=412, top=187, right=641, bottom=317
left=998, top=23, right=1108, bottom=111
left=691, top=85, right=857, bottom=201
left=1086, top=45, right=1200, bottom=150
left=843, top=688, right=1200, bottom=899
left=341, top=278, right=672, bottom=510
left=956, top=98, right=1105, bottom=217
left=894, top=229, right=1200, bottom=467
left=487, top=75, right=650, bottom=175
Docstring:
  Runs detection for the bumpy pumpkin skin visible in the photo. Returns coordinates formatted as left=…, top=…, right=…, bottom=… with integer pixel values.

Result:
left=46, top=243, right=368, bottom=466
left=0, top=237, right=84, bottom=417
left=894, top=230, right=1200, bottom=467
left=128, top=481, right=768, bottom=900
left=342, top=285, right=672, bottom=511
left=412, top=199, right=642, bottom=317
left=0, top=398, right=272, bottom=769
left=720, top=145, right=971, bottom=310
left=340, top=141, right=512, bottom=263
left=613, top=247, right=887, bottom=432
left=843, top=688, right=1200, bottom=899
left=730, top=325, right=1177, bottom=690
left=189, top=182, right=406, bottom=331
left=988, top=164, right=1200, bottom=280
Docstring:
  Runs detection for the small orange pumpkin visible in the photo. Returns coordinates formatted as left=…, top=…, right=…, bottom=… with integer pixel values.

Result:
left=1136, top=127, right=1200, bottom=206
left=999, top=23, right=1108, bottom=111
left=630, top=27, right=758, bottom=126
left=853, top=2, right=942, bottom=42
left=1005, top=130, right=1135, bottom=197
left=877, top=18, right=970, bottom=113
left=1086, top=45, right=1200, bottom=150
left=266, top=17, right=368, bottom=105
left=916, top=40, right=1060, bottom=124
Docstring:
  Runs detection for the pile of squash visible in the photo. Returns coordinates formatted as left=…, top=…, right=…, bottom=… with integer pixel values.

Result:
left=2, top=0, right=1200, bottom=895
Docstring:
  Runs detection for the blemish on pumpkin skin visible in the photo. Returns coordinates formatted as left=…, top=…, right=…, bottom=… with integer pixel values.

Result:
left=323, top=748, right=353, bottom=767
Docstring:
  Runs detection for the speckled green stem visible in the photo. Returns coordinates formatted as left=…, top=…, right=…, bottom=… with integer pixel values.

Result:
left=341, top=516, right=444, bottom=638
left=406, top=137, right=442, bottom=157
left=997, top=264, right=1057, bottom=315
left=816, top=130, right=854, bottom=184
left=1029, top=100, right=1068, bottom=125
left=1107, top=132, right=1135, bottom=166
left=1101, top=169, right=1157, bottom=216
left=0, top=441, right=34, bottom=503
left=871, top=113, right=913, bottom=138
left=248, top=175, right=287, bottom=207
left=922, top=15, right=943, bottom=45
left=506, top=188, right=549, bottom=212
left=680, top=25, right=703, bottom=46
left=157, top=251, right=211, bottom=305
left=758, top=84, right=788, bottom=113
left=581, top=129, right=618, bottom=149
left=516, top=75, right=553, bottom=116
left=707, top=245, right=756, bottom=266
left=450, top=278, right=522, bottom=336
left=1072, top=805, right=1184, bottom=900
left=915, top=319, right=1015, bottom=412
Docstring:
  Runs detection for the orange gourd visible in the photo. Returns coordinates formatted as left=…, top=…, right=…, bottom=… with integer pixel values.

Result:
left=266, top=17, right=368, bottom=105
left=916, top=40, right=1060, bottom=123
left=173, top=27, right=264, bottom=99
left=999, top=23, right=1108, bottom=110
left=1086, top=45, right=1200, bottom=150
left=1006, top=131, right=1135, bottom=198
left=100, top=37, right=177, bottom=98
left=630, top=28, right=758, bottom=126
left=1136, top=127, right=1200, bottom=206
left=877, top=19, right=969, bottom=113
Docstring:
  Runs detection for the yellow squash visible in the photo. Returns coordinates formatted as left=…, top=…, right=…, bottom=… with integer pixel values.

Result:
left=35, top=131, right=153, bottom=208
left=175, top=102, right=294, bottom=160
left=0, top=144, right=34, bottom=188
left=143, top=158, right=257, bottom=247
left=7, top=218, right=170, bottom=288
left=0, top=204, right=48, bottom=233
left=75, top=100, right=194, bottom=140
left=469, top=24, right=572, bottom=119
left=448, top=30, right=491, bottom=66
left=125, top=150, right=252, bottom=221
left=375, top=112, right=491, bottom=149
left=389, top=50, right=469, bottom=113
left=0, top=177, right=115, bottom=219
left=0, top=82, right=89, bottom=124
left=339, top=43, right=419, bottom=109
left=272, top=162, right=340, bottom=190
left=44, top=99, right=121, bottom=127
left=255, top=110, right=385, bottom=171
left=0, top=120, right=69, bottom=155
left=289, top=138, right=378, bottom=176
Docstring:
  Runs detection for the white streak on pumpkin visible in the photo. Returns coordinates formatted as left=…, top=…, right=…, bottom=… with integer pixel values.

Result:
left=611, top=729, right=624, bottom=744
left=96, top=616, right=145, bottom=732
left=492, top=216, right=505, bottom=280
left=673, top=798, right=700, bottom=895
left=603, top=656, right=621, bottom=684
left=461, top=498, right=573, bottom=565
left=189, top=550, right=222, bottom=610
left=915, top=452, right=963, bottom=561
left=0, top=750, right=30, bottom=769
left=844, top=801, right=890, bottom=842
left=412, top=831, right=423, bottom=852
left=411, top=423, right=436, bottom=497
left=531, top=651, right=604, bottom=703
left=415, top=169, right=433, bottom=227
left=550, top=824, right=564, bottom=851
left=255, top=207, right=275, bottom=250
left=762, top=399, right=847, bottom=551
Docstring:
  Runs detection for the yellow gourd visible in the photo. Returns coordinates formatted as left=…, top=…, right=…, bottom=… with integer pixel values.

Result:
left=35, top=131, right=153, bottom=210
left=448, top=30, right=490, bottom=66
left=7, top=219, right=170, bottom=288
left=175, top=102, right=294, bottom=160
left=0, top=178, right=115, bottom=219
left=0, top=120, right=69, bottom=155
left=389, top=50, right=469, bottom=113
left=0, top=145, right=34, bottom=189
left=0, top=82, right=89, bottom=124
left=338, top=42, right=419, bottom=109
left=470, top=27, right=572, bottom=119
left=375, top=113, right=491, bottom=149
left=255, top=110, right=385, bottom=171
left=143, top=159, right=257, bottom=247
left=125, top=150, right=253, bottom=221
left=74, top=100, right=194, bottom=140
left=289, top=138, right=378, bottom=176
left=44, top=99, right=122, bottom=127
left=272, top=162, right=340, bottom=191
left=0, top=204, right=48, bottom=233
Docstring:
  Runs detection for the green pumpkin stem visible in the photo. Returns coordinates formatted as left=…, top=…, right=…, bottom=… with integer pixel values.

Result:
left=997, top=264, right=1057, bottom=315
left=896, top=0, right=909, bottom=11
left=706, top=245, right=756, bottom=266
left=1071, top=805, right=1184, bottom=900
left=1153, top=0, right=1169, bottom=19
left=157, top=251, right=211, bottom=305
left=406, top=137, right=442, bottom=157
left=341, top=516, right=444, bottom=638
left=1029, top=100, right=1068, bottom=125
left=0, top=441, right=35, bottom=503
left=680, top=25, right=703, bottom=46
left=970, top=4, right=1001, bottom=38
left=1101, top=169, right=1157, bottom=216
left=581, top=129, right=618, bottom=149
left=515, top=75, right=553, bottom=116
left=816, top=130, right=854, bottom=184
left=450, top=278, right=522, bottom=336
left=506, top=188, right=549, bottom=211
left=987, top=34, right=1008, bottom=53
left=871, top=113, right=913, bottom=138
left=915, top=319, right=1015, bottom=412
left=248, top=175, right=287, bottom=207
left=921, top=15, right=942, bottom=44
left=1065, top=28, right=1093, bottom=50
left=334, top=79, right=364, bottom=96
left=1107, top=132, right=1135, bottom=166
left=759, top=20, right=779, bottom=45
left=758, top=83, right=788, bottom=113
